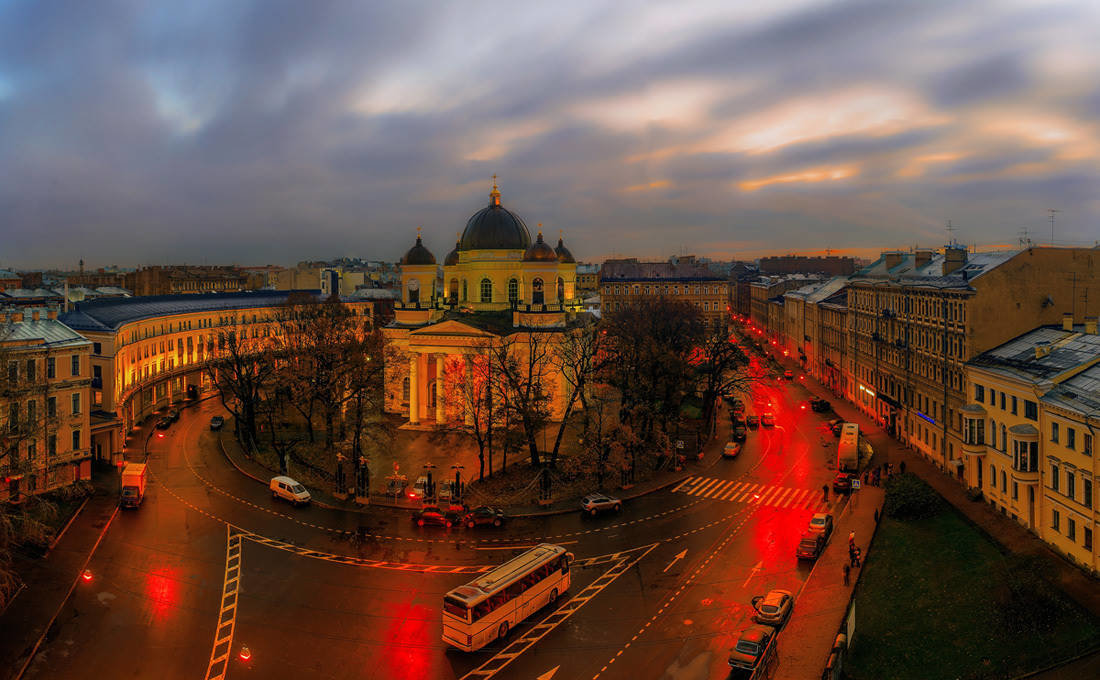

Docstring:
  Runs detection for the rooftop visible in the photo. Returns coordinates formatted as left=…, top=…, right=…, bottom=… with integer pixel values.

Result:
left=969, top=324, right=1100, bottom=384
left=600, top=259, right=728, bottom=282
left=1, top=312, right=90, bottom=350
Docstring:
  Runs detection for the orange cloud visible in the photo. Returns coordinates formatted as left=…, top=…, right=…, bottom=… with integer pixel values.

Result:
left=738, top=165, right=859, bottom=192
left=623, top=180, right=670, bottom=192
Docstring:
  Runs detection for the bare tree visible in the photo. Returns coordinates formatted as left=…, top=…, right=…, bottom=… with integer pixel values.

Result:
left=488, top=331, right=554, bottom=467
left=693, top=321, right=751, bottom=435
left=205, top=327, right=276, bottom=455
left=547, top=321, right=605, bottom=466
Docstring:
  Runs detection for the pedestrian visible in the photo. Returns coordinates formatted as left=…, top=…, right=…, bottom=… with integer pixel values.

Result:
left=848, top=530, right=856, bottom=549
left=853, top=547, right=862, bottom=568
left=822, top=484, right=829, bottom=503
left=900, top=460, right=907, bottom=474
left=843, top=563, right=851, bottom=586
left=848, top=546, right=857, bottom=567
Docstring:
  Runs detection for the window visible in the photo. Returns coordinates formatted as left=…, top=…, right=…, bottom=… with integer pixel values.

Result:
left=507, top=278, right=518, bottom=303
left=989, top=389, right=996, bottom=406
left=27, top=440, right=36, bottom=459
left=48, top=434, right=57, bottom=456
left=1000, top=393, right=1005, bottom=410
left=557, top=277, right=564, bottom=302
left=974, top=384, right=985, bottom=402
left=1011, top=396, right=1017, bottom=414
left=462, top=280, right=468, bottom=301
left=1086, top=528, right=1093, bottom=551
left=47, top=397, right=56, bottom=418
left=1001, top=469, right=1006, bottom=491
left=25, top=359, right=35, bottom=382
left=1051, top=464, right=1060, bottom=491
left=72, top=429, right=81, bottom=450
left=480, top=278, right=493, bottom=303
left=71, top=354, right=80, bottom=376
left=47, top=357, right=56, bottom=379
left=71, top=393, right=81, bottom=415
left=531, top=278, right=544, bottom=305
left=1051, top=422, right=1059, bottom=443
left=1012, top=482, right=1018, bottom=500
left=1085, top=479, right=1093, bottom=509
left=1024, top=400, right=1038, bottom=420
left=1052, top=509, right=1060, bottom=531
left=1067, top=518, right=1076, bottom=541
left=1086, top=433, right=1094, bottom=456
left=1067, top=428, right=1076, bottom=450
left=27, top=400, right=36, bottom=423
left=1066, top=472, right=1075, bottom=500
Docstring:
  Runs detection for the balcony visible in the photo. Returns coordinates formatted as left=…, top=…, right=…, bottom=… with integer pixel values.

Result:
left=1010, top=467, right=1039, bottom=484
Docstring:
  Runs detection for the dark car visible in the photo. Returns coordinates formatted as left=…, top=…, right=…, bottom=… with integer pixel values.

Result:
left=413, top=505, right=455, bottom=528
left=810, top=398, right=831, bottom=412
left=731, top=414, right=747, bottom=429
left=731, top=426, right=747, bottom=442
left=782, top=369, right=794, bottom=380
left=728, top=625, right=776, bottom=671
left=746, top=415, right=760, bottom=428
left=463, top=506, right=506, bottom=529
left=796, top=531, right=826, bottom=561
left=155, top=417, right=171, bottom=430
left=167, top=408, right=180, bottom=422
left=832, top=472, right=854, bottom=494
left=209, top=416, right=225, bottom=431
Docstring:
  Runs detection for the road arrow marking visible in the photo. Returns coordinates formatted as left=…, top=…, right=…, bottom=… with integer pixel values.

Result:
left=663, top=549, right=688, bottom=573
left=537, top=667, right=559, bottom=680
left=741, top=560, right=763, bottom=588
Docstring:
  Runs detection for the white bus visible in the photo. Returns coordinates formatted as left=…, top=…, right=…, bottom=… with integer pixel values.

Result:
left=838, top=423, right=859, bottom=472
left=442, top=543, right=573, bottom=651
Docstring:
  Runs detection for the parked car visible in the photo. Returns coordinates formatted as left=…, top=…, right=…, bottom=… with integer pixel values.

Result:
left=808, top=512, right=834, bottom=539
left=731, top=414, right=747, bottom=428
left=810, top=398, right=831, bottom=413
left=269, top=476, right=311, bottom=506
left=408, top=475, right=430, bottom=501
left=732, top=425, right=747, bottom=442
left=155, top=417, right=172, bottom=430
left=746, top=415, right=760, bottom=428
left=782, top=369, right=794, bottom=380
left=723, top=442, right=742, bottom=458
left=728, top=625, right=777, bottom=672
left=463, top=506, right=506, bottom=529
left=832, top=472, right=854, bottom=494
left=209, top=415, right=225, bottom=431
left=751, top=589, right=794, bottom=627
left=729, top=397, right=745, bottom=412
left=413, top=505, right=455, bottom=528
left=581, top=493, right=622, bottom=516
left=796, top=531, right=826, bottom=561
left=167, top=408, right=180, bottom=422
left=761, top=412, right=776, bottom=427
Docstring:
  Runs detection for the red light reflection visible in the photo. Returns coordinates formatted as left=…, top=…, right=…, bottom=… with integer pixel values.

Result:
left=381, top=603, right=434, bottom=679
left=144, top=566, right=181, bottom=620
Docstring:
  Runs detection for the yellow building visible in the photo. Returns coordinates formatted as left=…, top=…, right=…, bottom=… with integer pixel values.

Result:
left=60, top=290, right=379, bottom=464
left=383, top=182, right=583, bottom=425
left=598, top=257, right=730, bottom=329
left=1, top=307, right=92, bottom=501
left=964, top=317, right=1099, bottom=574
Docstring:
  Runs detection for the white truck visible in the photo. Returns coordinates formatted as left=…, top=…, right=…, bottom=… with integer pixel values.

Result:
left=121, top=463, right=147, bottom=508
left=837, top=423, right=860, bottom=473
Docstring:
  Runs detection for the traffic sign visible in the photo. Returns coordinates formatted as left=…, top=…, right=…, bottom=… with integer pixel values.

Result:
left=851, top=479, right=861, bottom=490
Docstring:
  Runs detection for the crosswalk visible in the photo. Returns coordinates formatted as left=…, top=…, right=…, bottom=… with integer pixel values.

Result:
left=670, top=476, right=828, bottom=512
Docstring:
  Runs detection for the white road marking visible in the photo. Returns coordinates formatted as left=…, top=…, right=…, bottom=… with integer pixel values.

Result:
left=204, top=525, right=242, bottom=680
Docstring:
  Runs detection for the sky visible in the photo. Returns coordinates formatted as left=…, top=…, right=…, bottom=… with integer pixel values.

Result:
left=1, top=0, right=1099, bottom=270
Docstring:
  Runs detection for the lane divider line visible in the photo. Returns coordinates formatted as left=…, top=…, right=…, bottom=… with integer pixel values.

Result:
left=204, top=525, right=243, bottom=680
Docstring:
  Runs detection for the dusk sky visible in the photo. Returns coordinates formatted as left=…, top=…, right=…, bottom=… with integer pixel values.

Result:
left=1, top=0, right=1098, bottom=270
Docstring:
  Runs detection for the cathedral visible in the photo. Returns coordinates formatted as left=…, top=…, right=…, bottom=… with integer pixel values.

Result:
left=383, top=180, right=584, bottom=426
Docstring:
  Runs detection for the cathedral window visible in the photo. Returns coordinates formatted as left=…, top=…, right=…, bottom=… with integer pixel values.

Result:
left=480, top=278, right=493, bottom=303
left=508, top=278, right=519, bottom=303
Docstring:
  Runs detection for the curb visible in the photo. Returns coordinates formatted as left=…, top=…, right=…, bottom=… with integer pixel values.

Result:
left=43, top=495, right=91, bottom=557
left=14, top=503, right=119, bottom=680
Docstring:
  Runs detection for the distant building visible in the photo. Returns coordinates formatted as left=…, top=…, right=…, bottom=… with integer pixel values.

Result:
left=966, top=319, right=1100, bottom=574
left=575, top=263, right=600, bottom=295
left=0, top=307, right=93, bottom=502
left=749, top=274, right=824, bottom=328
left=124, top=265, right=254, bottom=297
left=0, top=269, right=21, bottom=291
left=759, top=255, right=856, bottom=276
left=600, top=256, right=730, bottom=329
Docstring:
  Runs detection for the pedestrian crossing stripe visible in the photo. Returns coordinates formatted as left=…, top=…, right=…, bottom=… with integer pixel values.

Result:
left=672, top=476, right=828, bottom=511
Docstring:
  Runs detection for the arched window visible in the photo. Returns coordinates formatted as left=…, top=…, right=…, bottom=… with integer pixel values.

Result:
left=462, top=279, right=468, bottom=301
left=449, top=278, right=459, bottom=303
left=990, top=419, right=997, bottom=449
left=508, top=278, right=519, bottom=303
left=557, top=277, right=564, bottom=302
left=480, top=278, right=493, bottom=303
left=532, top=278, right=544, bottom=305
left=407, top=279, right=420, bottom=304
left=1000, top=424, right=1007, bottom=452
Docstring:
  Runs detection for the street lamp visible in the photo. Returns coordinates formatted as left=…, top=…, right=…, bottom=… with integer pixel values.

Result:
left=335, top=453, right=346, bottom=496
left=451, top=464, right=464, bottom=505
left=423, top=463, right=436, bottom=501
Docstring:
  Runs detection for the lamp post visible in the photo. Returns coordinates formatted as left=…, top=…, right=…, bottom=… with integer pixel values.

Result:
left=357, top=455, right=370, bottom=504
left=335, top=452, right=346, bottom=499
left=451, top=464, right=464, bottom=505
left=423, top=463, right=436, bottom=502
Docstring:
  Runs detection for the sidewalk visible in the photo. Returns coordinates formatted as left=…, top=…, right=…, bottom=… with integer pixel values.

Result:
left=754, top=337, right=1100, bottom=621
left=0, top=473, right=120, bottom=680
left=775, top=485, right=885, bottom=680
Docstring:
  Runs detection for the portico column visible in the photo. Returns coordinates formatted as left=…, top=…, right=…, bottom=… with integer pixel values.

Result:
left=464, top=355, right=474, bottom=427
left=409, top=354, right=420, bottom=425
left=435, top=354, right=446, bottom=423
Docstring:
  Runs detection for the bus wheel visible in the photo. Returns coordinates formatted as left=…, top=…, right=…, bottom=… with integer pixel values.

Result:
left=548, top=588, right=558, bottom=606
left=498, top=621, right=509, bottom=640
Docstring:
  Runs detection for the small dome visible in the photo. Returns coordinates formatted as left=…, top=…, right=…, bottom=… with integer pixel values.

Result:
left=444, top=239, right=461, bottom=266
left=402, top=235, right=436, bottom=266
left=459, top=181, right=532, bottom=250
left=523, top=232, right=557, bottom=262
left=555, top=236, right=576, bottom=264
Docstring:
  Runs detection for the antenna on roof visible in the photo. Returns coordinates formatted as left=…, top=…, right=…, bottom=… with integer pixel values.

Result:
left=1048, top=208, right=1061, bottom=245
left=945, top=220, right=957, bottom=246
left=1017, top=227, right=1032, bottom=248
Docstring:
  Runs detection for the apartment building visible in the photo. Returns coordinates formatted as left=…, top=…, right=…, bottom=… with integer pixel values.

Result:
left=600, top=257, right=730, bottom=329
left=60, top=290, right=381, bottom=464
left=964, top=319, right=1099, bottom=574
left=125, top=265, right=254, bottom=297
left=1, top=307, right=92, bottom=502
left=749, top=275, right=822, bottom=329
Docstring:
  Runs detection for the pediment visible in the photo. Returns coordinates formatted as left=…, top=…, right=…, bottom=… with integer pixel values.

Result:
left=408, top=319, right=499, bottom=338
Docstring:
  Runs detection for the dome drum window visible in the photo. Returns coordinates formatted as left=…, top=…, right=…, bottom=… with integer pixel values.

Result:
left=532, top=278, right=544, bottom=305
left=480, top=278, right=493, bottom=303
left=508, top=279, right=519, bottom=303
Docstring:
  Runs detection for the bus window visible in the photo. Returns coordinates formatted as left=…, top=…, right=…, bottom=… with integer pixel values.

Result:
left=473, top=601, right=493, bottom=621
left=444, top=599, right=470, bottom=623
left=507, top=582, right=526, bottom=599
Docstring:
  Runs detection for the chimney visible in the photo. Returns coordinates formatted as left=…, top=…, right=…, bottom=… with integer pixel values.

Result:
left=883, top=251, right=903, bottom=270
left=31, top=310, right=40, bottom=321
left=1086, top=316, right=1098, bottom=335
left=914, top=250, right=934, bottom=269
left=47, top=308, right=58, bottom=320
left=943, top=245, right=968, bottom=275
left=1035, top=341, right=1051, bottom=359
left=1062, top=312, right=1074, bottom=331
left=12, top=311, right=23, bottom=323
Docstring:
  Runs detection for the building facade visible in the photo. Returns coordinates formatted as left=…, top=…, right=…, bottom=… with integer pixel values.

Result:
left=964, top=319, right=1099, bottom=574
left=600, top=256, right=730, bottom=329
left=383, top=182, right=585, bottom=426
left=124, top=266, right=255, bottom=297
left=1, top=308, right=92, bottom=502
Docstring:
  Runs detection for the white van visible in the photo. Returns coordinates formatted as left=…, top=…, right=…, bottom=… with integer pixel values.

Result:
left=409, top=475, right=429, bottom=501
left=270, top=476, right=311, bottom=506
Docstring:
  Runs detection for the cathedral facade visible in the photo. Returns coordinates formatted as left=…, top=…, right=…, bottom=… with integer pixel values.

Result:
left=383, top=181, right=584, bottom=426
